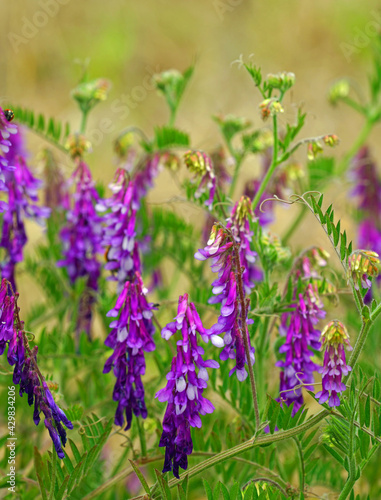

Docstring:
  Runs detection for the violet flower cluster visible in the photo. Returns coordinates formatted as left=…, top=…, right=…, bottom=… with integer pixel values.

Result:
left=0, top=278, right=73, bottom=458
left=226, top=195, right=261, bottom=293
left=1, top=125, right=50, bottom=289
left=277, top=283, right=324, bottom=414
left=96, top=169, right=141, bottom=291
left=195, top=225, right=255, bottom=382
left=156, top=294, right=219, bottom=478
left=0, top=107, right=17, bottom=196
left=103, top=272, right=156, bottom=430
left=315, top=320, right=352, bottom=407
left=58, top=160, right=102, bottom=338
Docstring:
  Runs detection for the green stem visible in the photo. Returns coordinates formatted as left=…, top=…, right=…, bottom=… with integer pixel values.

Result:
left=136, top=419, right=147, bottom=458
left=232, top=241, right=260, bottom=431
left=80, top=107, right=89, bottom=134
left=293, top=437, right=305, bottom=496
left=370, top=300, right=381, bottom=322
left=345, top=321, right=372, bottom=381
left=161, top=409, right=329, bottom=493
left=282, top=206, right=307, bottom=245
left=337, top=401, right=357, bottom=500
left=229, top=154, right=243, bottom=198
left=251, top=115, right=278, bottom=212
left=336, top=118, right=374, bottom=176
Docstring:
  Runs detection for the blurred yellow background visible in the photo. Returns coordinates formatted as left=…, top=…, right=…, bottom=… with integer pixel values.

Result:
left=1, top=0, right=380, bottom=303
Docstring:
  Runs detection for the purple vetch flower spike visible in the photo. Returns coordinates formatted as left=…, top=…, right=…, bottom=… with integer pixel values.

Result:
left=96, top=169, right=142, bottom=291
left=315, top=320, right=352, bottom=407
left=0, top=107, right=17, bottom=193
left=276, top=283, right=324, bottom=415
left=350, top=146, right=381, bottom=216
left=103, top=272, right=156, bottom=430
left=1, top=126, right=51, bottom=289
left=0, top=283, right=73, bottom=458
left=184, top=151, right=217, bottom=210
left=57, top=160, right=102, bottom=339
left=226, top=195, right=260, bottom=294
left=155, top=293, right=219, bottom=478
left=195, top=224, right=255, bottom=380
left=347, top=250, right=380, bottom=291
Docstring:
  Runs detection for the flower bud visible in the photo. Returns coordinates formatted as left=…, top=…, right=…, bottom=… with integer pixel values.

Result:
left=320, top=320, right=351, bottom=348
left=71, top=78, right=111, bottom=109
left=259, top=99, right=284, bottom=121
left=65, top=133, right=92, bottom=159
left=323, top=134, right=340, bottom=147
left=328, top=79, right=350, bottom=105
left=266, top=71, right=295, bottom=92
left=307, top=141, right=323, bottom=160
left=347, top=250, right=380, bottom=290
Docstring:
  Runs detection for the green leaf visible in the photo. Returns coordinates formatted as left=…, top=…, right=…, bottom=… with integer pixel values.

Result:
left=154, top=125, right=190, bottom=149
left=155, top=469, right=171, bottom=500
left=129, top=460, right=151, bottom=497
left=55, top=474, right=70, bottom=500
left=203, top=479, right=213, bottom=500
left=322, top=444, right=344, bottom=466
left=69, top=439, right=81, bottom=464
left=365, top=396, right=370, bottom=427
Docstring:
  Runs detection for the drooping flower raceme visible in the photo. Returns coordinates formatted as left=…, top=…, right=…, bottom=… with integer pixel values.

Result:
left=97, top=169, right=141, bottom=291
left=195, top=225, right=255, bottom=381
left=315, top=320, right=352, bottom=407
left=184, top=151, right=216, bottom=210
left=156, top=294, right=219, bottom=478
left=226, top=195, right=261, bottom=293
left=58, top=160, right=102, bottom=338
left=103, top=272, right=156, bottom=430
left=0, top=278, right=73, bottom=458
left=1, top=126, right=50, bottom=289
left=276, top=283, right=324, bottom=414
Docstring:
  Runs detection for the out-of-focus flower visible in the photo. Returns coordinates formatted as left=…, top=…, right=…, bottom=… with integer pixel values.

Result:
left=65, top=133, right=92, bottom=160
left=315, top=320, right=352, bottom=407
left=184, top=150, right=216, bottom=210
left=1, top=126, right=50, bottom=289
left=259, top=98, right=284, bottom=121
left=328, top=79, right=350, bottom=105
left=103, top=272, right=156, bottom=430
left=57, top=160, right=102, bottom=339
left=39, top=148, right=69, bottom=211
left=156, top=294, right=218, bottom=478
left=277, top=283, right=324, bottom=414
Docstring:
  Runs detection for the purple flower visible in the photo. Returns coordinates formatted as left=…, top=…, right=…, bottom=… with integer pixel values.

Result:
left=156, top=294, right=219, bottom=478
left=58, top=160, right=102, bottom=338
left=276, top=283, right=324, bottom=415
left=0, top=107, right=17, bottom=193
left=315, top=320, right=352, bottom=407
left=226, top=196, right=261, bottom=294
left=0, top=281, right=73, bottom=458
left=97, top=170, right=141, bottom=291
left=195, top=225, right=255, bottom=381
left=184, top=151, right=217, bottom=210
left=1, top=126, right=50, bottom=289
left=103, top=272, right=156, bottom=430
